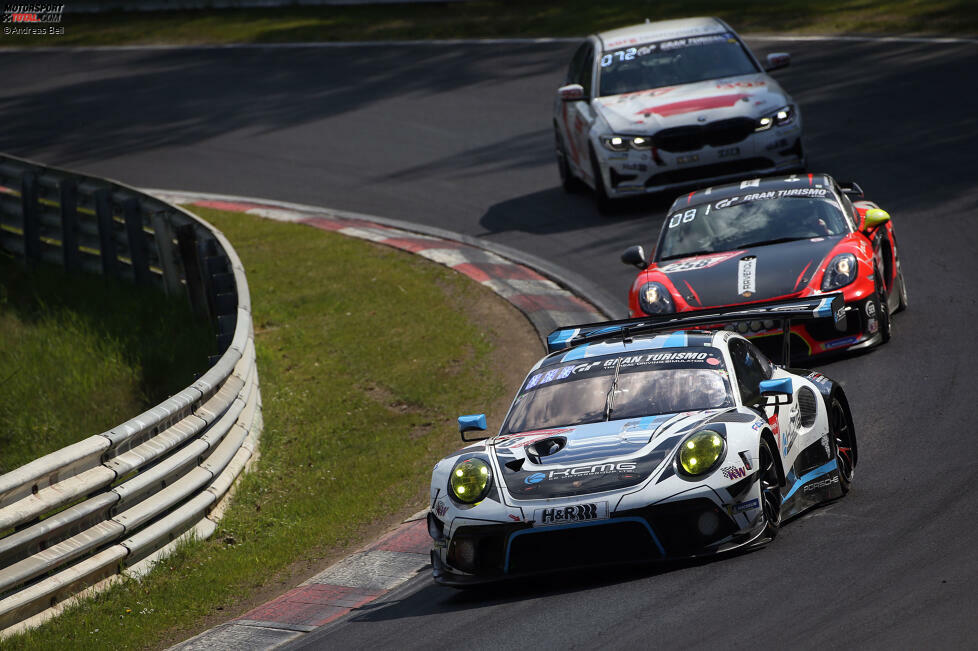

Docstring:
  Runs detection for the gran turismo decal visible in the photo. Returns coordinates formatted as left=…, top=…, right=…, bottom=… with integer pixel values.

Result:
left=534, top=502, right=609, bottom=526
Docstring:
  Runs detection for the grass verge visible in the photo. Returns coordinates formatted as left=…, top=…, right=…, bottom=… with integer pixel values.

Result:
left=4, top=206, right=542, bottom=649
left=2, top=0, right=976, bottom=48
left=0, top=255, right=212, bottom=474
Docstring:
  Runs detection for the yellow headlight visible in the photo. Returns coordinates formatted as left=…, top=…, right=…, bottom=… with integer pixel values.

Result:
left=449, top=458, right=491, bottom=504
left=678, top=431, right=725, bottom=476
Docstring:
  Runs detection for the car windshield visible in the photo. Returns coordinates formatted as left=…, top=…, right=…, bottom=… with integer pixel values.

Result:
left=501, top=348, right=734, bottom=434
left=598, top=33, right=758, bottom=97
left=658, top=191, right=849, bottom=261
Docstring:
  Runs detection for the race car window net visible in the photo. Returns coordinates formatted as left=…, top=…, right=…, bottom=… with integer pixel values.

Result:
left=658, top=195, right=848, bottom=262
left=501, top=348, right=732, bottom=434
left=597, top=33, right=758, bottom=97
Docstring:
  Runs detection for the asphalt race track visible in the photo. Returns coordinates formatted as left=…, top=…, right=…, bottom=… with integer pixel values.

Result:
left=2, top=36, right=977, bottom=648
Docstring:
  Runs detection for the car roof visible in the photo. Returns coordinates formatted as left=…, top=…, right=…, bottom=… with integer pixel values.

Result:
left=540, top=330, right=723, bottom=368
left=597, top=17, right=729, bottom=50
left=671, top=173, right=839, bottom=211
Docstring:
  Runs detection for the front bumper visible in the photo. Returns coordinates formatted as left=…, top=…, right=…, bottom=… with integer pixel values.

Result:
left=596, top=124, right=803, bottom=198
left=430, top=495, right=764, bottom=586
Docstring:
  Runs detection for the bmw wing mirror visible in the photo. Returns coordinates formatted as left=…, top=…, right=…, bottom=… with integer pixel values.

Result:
left=558, top=83, right=585, bottom=102
left=621, top=245, right=648, bottom=270
left=863, top=208, right=890, bottom=232
left=765, top=52, right=791, bottom=72
left=759, top=378, right=793, bottom=406
left=458, top=414, right=489, bottom=442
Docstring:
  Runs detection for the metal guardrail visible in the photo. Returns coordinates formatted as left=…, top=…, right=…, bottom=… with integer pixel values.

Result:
left=0, top=154, right=262, bottom=637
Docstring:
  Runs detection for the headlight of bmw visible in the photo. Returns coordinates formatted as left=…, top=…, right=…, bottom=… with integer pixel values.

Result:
left=677, top=430, right=726, bottom=476
left=448, top=458, right=492, bottom=504
left=821, top=253, right=858, bottom=290
left=638, top=281, right=675, bottom=314
left=755, top=105, right=795, bottom=131
left=601, top=134, right=653, bottom=152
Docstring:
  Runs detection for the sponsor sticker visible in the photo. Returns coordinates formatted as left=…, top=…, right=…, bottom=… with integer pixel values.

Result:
left=737, top=256, right=757, bottom=297
left=803, top=475, right=839, bottom=493
left=731, top=498, right=759, bottom=513
left=721, top=465, right=747, bottom=480
left=435, top=500, right=448, bottom=517
left=658, top=250, right=743, bottom=273
left=534, top=501, right=609, bottom=526
left=718, top=146, right=740, bottom=158
left=524, top=472, right=546, bottom=485
left=676, top=154, right=700, bottom=165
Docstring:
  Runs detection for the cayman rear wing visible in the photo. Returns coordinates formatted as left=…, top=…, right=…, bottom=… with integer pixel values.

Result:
left=546, top=293, right=847, bottom=365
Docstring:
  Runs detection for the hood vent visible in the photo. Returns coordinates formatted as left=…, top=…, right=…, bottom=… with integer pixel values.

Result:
left=525, top=437, right=567, bottom=465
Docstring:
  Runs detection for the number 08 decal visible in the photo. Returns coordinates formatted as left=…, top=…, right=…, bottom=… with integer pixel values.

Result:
left=668, top=208, right=697, bottom=228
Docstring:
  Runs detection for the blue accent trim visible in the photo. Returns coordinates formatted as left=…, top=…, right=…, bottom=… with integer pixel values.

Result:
left=458, top=414, right=487, bottom=432
left=783, top=458, right=838, bottom=502
left=503, top=517, right=666, bottom=573
left=759, top=378, right=792, bottom=396
left=561, top=344, right=590, bottom=361
left=547, top=327, right=579, bottom=350
left=660, top=332, right=688, bottom=348
left=814, top=297, right=834, bottom=318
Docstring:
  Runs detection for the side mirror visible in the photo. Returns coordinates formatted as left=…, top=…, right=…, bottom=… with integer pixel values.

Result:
left=759, top=378, right=792, bottom=405
left=765, top=52, right=791, bottom=72
left=621, top=245, right=648, bottom=270
left=458, top=414, right=488, bottom=442
left=558, top=83, right=585, bottom=102
left=863, top=208, right=890, bottom=230
left=838, top=180, right=864, bottom=199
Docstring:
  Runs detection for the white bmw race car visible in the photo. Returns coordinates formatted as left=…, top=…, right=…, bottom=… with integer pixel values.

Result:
left=553, top=17, right=805, bottom=211
left=427, top=296, right=856, bottom=585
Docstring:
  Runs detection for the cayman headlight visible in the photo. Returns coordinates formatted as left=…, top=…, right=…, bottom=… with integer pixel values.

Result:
left=755, top=105, right=795, bottom=131
left=638, top=281, right=675, bottom=314
left=601, top=135, right=653, bottom=152
left=448, top=458, right=492, bottom=504
left=678, top=430, right=726, bottom=476
left=821, top=253, right=858, bottom=291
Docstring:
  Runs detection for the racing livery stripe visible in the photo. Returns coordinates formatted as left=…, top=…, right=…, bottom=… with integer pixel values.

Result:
left=783, top=458, right=838, bottom=502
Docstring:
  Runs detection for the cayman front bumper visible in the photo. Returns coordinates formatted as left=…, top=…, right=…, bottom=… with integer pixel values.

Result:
left=596, top=123, right=804, bottom=198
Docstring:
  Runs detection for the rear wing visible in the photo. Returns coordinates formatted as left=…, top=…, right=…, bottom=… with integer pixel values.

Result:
left=546, top=293, right=846, bottom=365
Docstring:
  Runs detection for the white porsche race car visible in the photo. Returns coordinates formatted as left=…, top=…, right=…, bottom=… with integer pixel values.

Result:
left=554, top=17, right=805, bottom=211
left=427, top=296, right=857, bottom=585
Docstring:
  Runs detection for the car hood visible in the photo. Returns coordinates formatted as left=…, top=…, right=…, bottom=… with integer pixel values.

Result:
left=651, top=236, right=844, bottom=307
left=493, top=410, right=724, bottom=500
left=593, top=73, right=788, bottom=135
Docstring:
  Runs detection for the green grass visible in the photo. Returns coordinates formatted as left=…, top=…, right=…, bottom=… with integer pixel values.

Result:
left=2, top=0, right=976, bottom=48
left=0, top=255, right=212, bottom=474
left=4, top=206, right=537, bottom=649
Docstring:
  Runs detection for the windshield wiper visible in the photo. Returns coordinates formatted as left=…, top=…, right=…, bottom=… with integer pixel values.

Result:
left=604, top=358, right=623, bottom=421
left=735, top=236, right=811, bottom=249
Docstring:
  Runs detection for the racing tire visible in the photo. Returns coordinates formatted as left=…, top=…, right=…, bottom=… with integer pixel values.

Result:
left=874, top=275, right=891, bottom=344
left=829, top=395, right=856, bottom=495
left=758, top=437, right=781, bottom=541
left=555, top=128, right=584, bottom=194
left=588, top=145, right=615, bottom=216
left=895, top=260, right=909, bottom=313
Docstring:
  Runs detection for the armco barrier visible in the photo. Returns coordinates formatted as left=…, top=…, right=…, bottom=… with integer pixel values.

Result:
left=0, top=154, right=262, bottom=637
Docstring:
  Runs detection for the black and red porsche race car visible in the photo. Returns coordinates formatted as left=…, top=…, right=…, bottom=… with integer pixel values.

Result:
left=621, top=173, right=907, bottom=360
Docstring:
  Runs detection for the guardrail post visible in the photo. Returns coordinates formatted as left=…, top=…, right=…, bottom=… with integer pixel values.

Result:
left=124, top=198, right=151, bottom=286
left=20, top=171, right=40, bottom=263
left=59, top=179, right=79, bottom=272
left=95, top=189, right=119, bottom=278
left=150, top=210, right=183, bottom=297
left=175, top=224, right=210, bottom=320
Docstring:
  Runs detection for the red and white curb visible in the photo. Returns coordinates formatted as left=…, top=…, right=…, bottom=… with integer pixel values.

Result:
left=150, top=189, right=608, bottom=337
left=174, top=512, right=430, bottom=649
left=152, top=189, right=608, bottom=649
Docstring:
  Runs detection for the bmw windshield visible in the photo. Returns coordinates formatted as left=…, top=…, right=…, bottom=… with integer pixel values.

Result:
left=598, top=33, right=758, bottom=97
left=501, top=348, right=733, bottom=434
left=658, top=188, right=849, bottom=261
